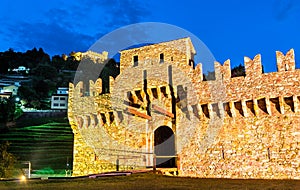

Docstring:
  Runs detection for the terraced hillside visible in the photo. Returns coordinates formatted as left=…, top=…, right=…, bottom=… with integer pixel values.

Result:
left=0, top=117, right=73, bottom=173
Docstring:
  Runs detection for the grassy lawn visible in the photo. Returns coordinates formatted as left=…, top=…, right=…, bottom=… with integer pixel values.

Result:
left=0, top=117, right=73, bottom=174
left=0, top=172, right=300, bottom=190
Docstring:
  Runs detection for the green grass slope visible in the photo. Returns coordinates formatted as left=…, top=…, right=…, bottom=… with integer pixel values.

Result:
left=0, top=117, right=73, bottom=172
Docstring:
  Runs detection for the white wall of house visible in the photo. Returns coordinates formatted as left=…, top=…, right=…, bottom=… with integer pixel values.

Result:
left=2, top=85, right=18, bottom=96
left=51, top=95, right=68, bottom=109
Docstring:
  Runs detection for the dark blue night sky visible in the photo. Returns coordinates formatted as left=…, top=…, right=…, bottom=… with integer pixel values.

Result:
left=0, top=0, right=299, bottom=73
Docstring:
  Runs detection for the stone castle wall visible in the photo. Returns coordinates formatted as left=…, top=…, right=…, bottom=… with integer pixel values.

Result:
left=68, top=38, right=300, bottom=179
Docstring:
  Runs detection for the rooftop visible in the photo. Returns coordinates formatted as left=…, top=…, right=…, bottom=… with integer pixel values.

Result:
left=119, top=37, right=196, bottom=54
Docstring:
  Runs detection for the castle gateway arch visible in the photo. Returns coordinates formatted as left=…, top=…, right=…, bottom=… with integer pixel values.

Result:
left=154, top=126, right=176, bottom=168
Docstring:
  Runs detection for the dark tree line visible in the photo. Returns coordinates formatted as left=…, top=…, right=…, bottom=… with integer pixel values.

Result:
left=0, top=48, right=80, bottom=109
left=0, top=97, right=15, bottom=123
left=0, top=48, right=81, bottom=75
left=0, top=48, right=50, bottom=74
left=72, top=56, right=119, bottom=95
left=0, top=48, right=120, bottom=109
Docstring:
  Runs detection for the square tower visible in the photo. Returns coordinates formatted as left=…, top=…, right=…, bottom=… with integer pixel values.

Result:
left=119, top=37, right=196, bottom=73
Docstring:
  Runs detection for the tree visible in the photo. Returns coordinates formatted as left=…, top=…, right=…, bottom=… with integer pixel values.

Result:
left=99, top=59, right=120, bottom=93
left=51, top=55, right=65, bottom=71
left=23, top=48, right=50, bottom=70
left=0, top=141, right=18, bottom=178
left=17, top=85, right=37, bottom=103
left=31, top=64, right=57, bottom=80
left=30, top=100, right=41, bottom=109
left=203, top=71, right=215, bottom=81
left=0, top=52, right=8, bottom=74
left=0, top=97, right=15, bottom=123
left=231, top=64, right=245, bottom=77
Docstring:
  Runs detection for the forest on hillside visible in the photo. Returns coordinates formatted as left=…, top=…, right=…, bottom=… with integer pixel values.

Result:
left=0, top=48, right=119, bottom=125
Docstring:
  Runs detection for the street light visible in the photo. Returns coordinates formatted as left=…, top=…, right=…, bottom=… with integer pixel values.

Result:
left=15, top=97, right=20, bottom=102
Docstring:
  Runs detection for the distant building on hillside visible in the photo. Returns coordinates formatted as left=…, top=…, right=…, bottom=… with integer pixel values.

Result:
left=9, top=66, right=30, bottom=74
left=51, top=87, right=68, bottom=109
left=0, top=84, right=19, bottom=96
left=57, top=87, right=69, bottom=94
left=0, top=92, right=12, bottom=99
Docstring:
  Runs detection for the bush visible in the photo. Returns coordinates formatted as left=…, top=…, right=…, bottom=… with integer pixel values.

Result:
left=0, top=141, right=18, bottom=178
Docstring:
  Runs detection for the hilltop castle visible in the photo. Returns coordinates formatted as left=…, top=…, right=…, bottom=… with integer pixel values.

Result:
left=68, top=38, right=300, bottom=179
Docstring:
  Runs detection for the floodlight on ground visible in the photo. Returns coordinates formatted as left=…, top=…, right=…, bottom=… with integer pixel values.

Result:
left=20, top=175, right=26, bottom=181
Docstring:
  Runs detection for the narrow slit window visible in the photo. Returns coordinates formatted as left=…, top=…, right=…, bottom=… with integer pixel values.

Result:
left=285, top=64, right=289, bottom=71
left=133, top=55, right=138, bottom=67
left=151, top=88, right=158, bottom=99
left=109, top=112, right=115, bottom=123
left=201, top=104, right=209, bottom=118
left=160, top=53, right=164, bottom=63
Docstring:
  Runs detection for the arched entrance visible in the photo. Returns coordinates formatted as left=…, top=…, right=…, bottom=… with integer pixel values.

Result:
left=154, top=126, right=176, bottom=168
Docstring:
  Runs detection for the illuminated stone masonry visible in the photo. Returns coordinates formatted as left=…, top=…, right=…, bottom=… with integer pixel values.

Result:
left=68, top=37, right=300, bottom=179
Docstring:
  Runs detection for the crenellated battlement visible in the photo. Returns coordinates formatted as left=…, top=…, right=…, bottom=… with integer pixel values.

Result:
left=244, top=54, right=263, bottom=78
left=192, top=48, right=296, bottom=83
left=276, top=49, right=295, bottom=72
left=69, top=47, right=300, bottom=120
left=212, top=50, right=295, bottom=85
left=214, top=59, right=231, bottom=81
left=69, top=46, right=300, bottom=119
